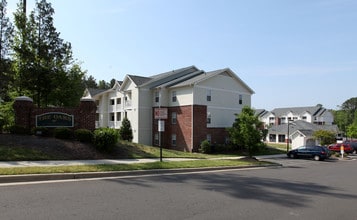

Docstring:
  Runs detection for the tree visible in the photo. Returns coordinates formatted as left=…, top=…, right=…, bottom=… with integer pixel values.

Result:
left=347, top=111, right=357, bottom=138
left=83, top=75, right=98, bottom=88
left=119, top=117, right=133, bottom=142
left=0, top=0, right=14, bottom=101
left=333, top=97, right=357, bottom=137
left=98, top=80, right=110, bottom=89
left=313, top=130, right=336, bottom=146
left=13, top=0, right=83, bottom=107
left=227, top=106, right=263, bottom=157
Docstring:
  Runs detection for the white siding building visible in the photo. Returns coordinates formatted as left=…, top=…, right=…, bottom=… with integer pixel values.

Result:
left=83, top=66, right=254, bottom=152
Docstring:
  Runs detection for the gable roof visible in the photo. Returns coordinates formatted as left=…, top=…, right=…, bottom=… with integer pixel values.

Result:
left=268, top=120, right=339, bottom=136
left=141, top=65, right=200, bottom=89
left=271, top=105, right=326, bottom=117
left=128, top=75, right=152, bottom=86
left=84, top=88, right=107, bottom=98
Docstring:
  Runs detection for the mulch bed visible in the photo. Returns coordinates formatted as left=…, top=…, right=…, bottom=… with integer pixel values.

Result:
left=0, top=133, right=112, bottom=160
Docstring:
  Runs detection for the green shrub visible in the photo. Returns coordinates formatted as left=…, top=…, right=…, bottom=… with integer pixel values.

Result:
left=74, top=129, right=93, bottom=142
left=93, top=128, right=119, bottom=151
left=119, top=117, right=133, bottom=142
left=8, top=125, right=30, bottom=135
left=32, top=127, right=50, bottom=136
left=200, top=140, right=212, bottom=154
left=54, top=127, right=73, bottom=139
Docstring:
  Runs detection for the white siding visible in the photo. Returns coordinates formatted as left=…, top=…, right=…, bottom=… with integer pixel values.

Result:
left=138, top=88, right=152, bottom=145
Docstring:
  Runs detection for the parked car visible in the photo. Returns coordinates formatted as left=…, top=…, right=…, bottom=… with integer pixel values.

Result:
left=343, top=141, right=357, bottom=154
left=287, top=146, right=330, bottom=161
left=328, top=143, right=354, bottom=154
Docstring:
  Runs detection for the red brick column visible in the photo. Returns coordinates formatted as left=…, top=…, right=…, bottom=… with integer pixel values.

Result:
left=77, top=98, right=97, bottom=131
left=13, top=96, right=34, bottom=131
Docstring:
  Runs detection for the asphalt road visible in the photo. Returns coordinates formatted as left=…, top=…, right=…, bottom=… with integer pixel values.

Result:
left=1, top=157, right=357, bottom=220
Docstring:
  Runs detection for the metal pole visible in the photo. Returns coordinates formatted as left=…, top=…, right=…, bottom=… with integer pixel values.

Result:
left=286, top=120, right=290, bottom=153
left=159, top=120, right=162, bottom=162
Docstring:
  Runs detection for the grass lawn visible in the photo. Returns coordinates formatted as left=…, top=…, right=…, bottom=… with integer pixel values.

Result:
left=0, top=137, right=282, bottom=175
left=0, top=159, right=273, bottom=175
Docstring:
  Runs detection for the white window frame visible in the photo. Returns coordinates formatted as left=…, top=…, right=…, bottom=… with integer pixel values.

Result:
left=172, top=112, right=177, bottom=124
left=172, top=134, right=177, bottom=146
left=172, top=91, right=177, bottom=102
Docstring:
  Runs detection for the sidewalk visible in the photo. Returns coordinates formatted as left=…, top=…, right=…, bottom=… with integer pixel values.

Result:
left=0, top=155, right=281, bottom=168
left=0, top=158, right=200, bottom=168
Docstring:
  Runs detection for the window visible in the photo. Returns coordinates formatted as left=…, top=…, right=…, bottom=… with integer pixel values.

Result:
left=207, top=112, right=211, bottom=124
left=110, top=99, right=115, bottom=105
left=117, top=98, right=121, bottom=105
left=239, top=95, right=243, bottom=105
left=110, top=113, right=115, bottom=121
left=172, top=91, right=177, bottom=102
left=96, top=113, right=99, bottom=121
left=302, top=116, right=307, bottom=120
left=207, top=90, right=211, bottom=101
left=154, top=133, right=159, bottom=145
left=171, top=134, right=177, bottom=146
left=172, top=112, right=177, bottom=124
left=278, top=134, right=285, bottom=143
left=117, top=112, right=121, bottom=121
left=207, top=134, right=211, bottom=144
left=155, top=91, right=160, bottom=103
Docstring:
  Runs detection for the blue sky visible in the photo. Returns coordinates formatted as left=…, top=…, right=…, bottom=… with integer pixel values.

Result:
left=8, top=0, right=357, bottom=110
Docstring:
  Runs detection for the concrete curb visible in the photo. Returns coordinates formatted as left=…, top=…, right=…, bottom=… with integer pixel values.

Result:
left=0, top=164, right=282, bottom=184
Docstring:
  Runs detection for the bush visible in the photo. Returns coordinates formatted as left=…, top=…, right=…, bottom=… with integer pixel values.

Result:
left=54, top=127, right=73, bottom=139
left=74, top=129, right=93, bottom=142
left=32, top=127, right=50, bottom=136
left=93, top=128, right=119, bottom=151
left=8, top=125, right=30, bottom=135
left=119, top=117, right=133, bottom=142
left=200, top=140, right=212, bottom=154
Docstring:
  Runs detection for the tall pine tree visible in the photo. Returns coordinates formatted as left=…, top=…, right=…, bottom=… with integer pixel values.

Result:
left=0, top=0, right=13, bottom=101
left=13, top=0, right=85, bottom=107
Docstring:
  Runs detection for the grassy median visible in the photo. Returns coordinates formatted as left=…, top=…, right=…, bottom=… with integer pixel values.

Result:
left=0, top=158, right=272, bottom=175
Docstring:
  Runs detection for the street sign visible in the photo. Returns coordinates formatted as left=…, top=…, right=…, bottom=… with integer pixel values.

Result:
left=158, top=120, right=165, bottom=132
left=154, top=108, right=168, bottom=119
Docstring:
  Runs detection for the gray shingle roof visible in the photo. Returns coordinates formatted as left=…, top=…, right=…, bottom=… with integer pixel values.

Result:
left=87, top=88, right=107, bottom=97
left=270, top=105, right=325, bottom=117
left=128, top=75, right=152, bottom=86
left=268, top=120, right=339, bottom=136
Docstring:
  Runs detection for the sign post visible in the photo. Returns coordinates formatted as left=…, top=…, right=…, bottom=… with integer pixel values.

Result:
left=155, top=108, right=168, bottom=162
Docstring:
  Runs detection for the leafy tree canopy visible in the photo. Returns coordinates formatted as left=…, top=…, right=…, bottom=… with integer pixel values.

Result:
left=227, top=106, right=263, bottom=157
left=313, top=130, right=336, bottom=146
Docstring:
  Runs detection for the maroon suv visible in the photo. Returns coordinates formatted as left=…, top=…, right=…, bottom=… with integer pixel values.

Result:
left=328, top=143, right=354, bottom=153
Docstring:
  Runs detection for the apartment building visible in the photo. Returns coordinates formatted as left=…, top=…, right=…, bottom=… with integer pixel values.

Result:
left=83, top=66, right=254, bottom=152
left=258, top=105, right=334, bottom=128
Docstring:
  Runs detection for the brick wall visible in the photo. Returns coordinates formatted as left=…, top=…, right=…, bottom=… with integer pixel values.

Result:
left=13, top=96, right=97, bottom=132
left=153, top=105, right=229, bottom=152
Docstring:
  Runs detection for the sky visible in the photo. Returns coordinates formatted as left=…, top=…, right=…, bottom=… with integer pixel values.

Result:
left=7, top=0, right=357, bottom=110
